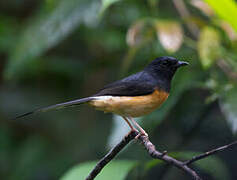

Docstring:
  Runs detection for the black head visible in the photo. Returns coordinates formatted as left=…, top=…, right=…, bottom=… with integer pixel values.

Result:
left=145, top=56, right=188, bottom=81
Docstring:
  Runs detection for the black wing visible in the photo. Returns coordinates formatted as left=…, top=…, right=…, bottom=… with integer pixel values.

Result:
left=94, top=71, right=156, bottom=96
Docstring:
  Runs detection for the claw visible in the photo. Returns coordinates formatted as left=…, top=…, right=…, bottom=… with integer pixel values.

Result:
left=135, top=132, right=148, bottom=139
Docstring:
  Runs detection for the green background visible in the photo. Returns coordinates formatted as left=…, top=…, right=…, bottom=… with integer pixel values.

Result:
left=0, top=0, right=237, bottom=179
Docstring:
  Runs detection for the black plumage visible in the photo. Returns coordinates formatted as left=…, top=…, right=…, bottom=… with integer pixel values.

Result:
left=94, top=56, right=188, bottom=96
left=94, top=71, right=155, bottom=96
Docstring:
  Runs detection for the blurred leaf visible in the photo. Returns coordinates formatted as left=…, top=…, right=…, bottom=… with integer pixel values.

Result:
left=144, top=159, right=163, bottom=172
left=123, top=19, right=155, bottom=74
left=126, top=21, right=146, bottom=47
left=218, top=21, right=237, bottom=41
left=155, top=20, right=183, bottom=53
left=100, top=0, right=121, bottom=16
left=61, top=160, right=137, bottom=180
left=175, top=151, right=230, bottom=180
left=205, top=0, right=237, bottom=32
left=190, top=0, right=214, bottom=16
left=148, top=0, right=160, bottom=8
left=126, top=19, right=155, bottom=47
left=219, top=84, right=237, bottom=133
left=45, top=0, right=58, bottom=10
left=198, top=26, right=221, bottom=68
left=5, top=0, right=100, bottom=79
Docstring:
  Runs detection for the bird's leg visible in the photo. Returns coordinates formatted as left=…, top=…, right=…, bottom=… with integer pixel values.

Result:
left=122, top=116, right=137, bottom=132
left=128, top=117, right=148, bottom=137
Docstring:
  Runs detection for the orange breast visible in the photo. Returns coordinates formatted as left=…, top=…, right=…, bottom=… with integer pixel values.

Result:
left=88, top=90, right=169, bottom=117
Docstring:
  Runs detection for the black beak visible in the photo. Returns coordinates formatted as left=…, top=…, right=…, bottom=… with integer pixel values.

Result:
left=176, top=61, right=189, bottom=67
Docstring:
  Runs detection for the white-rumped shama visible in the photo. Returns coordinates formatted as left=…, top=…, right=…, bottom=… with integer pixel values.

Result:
left=15, top=56, right=188, bottom=135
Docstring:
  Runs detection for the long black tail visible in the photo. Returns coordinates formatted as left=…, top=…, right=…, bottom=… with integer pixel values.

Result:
left=13, top=97, right=95, bottom=120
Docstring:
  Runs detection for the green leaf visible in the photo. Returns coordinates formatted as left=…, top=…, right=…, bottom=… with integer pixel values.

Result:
left=174, top=151, right=230, bottom=180
left=219, top=83, right=237, bottom=133
left=100, top=0, right=121, bottom=16
left=61, top=160, right=137, bottom=180
left=198, top=26, right=221, bottom=68
left=205, top=0, right=237, bottom=32
left=5, top=0, right=100, bottom=79
left=144, top=159, right=163, bottom=172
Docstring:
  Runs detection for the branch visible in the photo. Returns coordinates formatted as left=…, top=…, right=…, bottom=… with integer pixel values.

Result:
left=86, top=131, right=237, bottom=180
left=138, top=135, right=201, bottom=180
left=184, top=140, right=237, bottom=165
left=85, top=130, right=137, bottom=180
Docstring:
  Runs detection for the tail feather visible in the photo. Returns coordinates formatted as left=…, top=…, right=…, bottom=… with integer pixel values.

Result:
left=13, top=97, right=95, bottom=120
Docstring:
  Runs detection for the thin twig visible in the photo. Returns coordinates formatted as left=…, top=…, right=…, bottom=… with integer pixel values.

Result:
left=184, top=140, right=237, bottom=165
left=138, top=135, right=202, bottom=180
left=85, top=130, right=137, bottom=180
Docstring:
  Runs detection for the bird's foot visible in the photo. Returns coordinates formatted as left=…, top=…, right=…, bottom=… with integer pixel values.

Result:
left=135, top=131, right=148, bottom=139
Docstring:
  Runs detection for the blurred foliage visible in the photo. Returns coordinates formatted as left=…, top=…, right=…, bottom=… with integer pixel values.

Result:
left=61, top=160, right=137, bottom=180
left=0, top=0, right=237, bottom=180
left=198, top=26, right=221, bottom=68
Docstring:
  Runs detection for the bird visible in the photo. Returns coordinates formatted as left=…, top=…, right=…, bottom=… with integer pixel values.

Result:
left=14, top=56, right=188, bottom=136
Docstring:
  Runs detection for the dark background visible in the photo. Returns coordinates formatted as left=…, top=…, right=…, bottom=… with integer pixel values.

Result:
left=0, top=0, right=237, bottom=179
